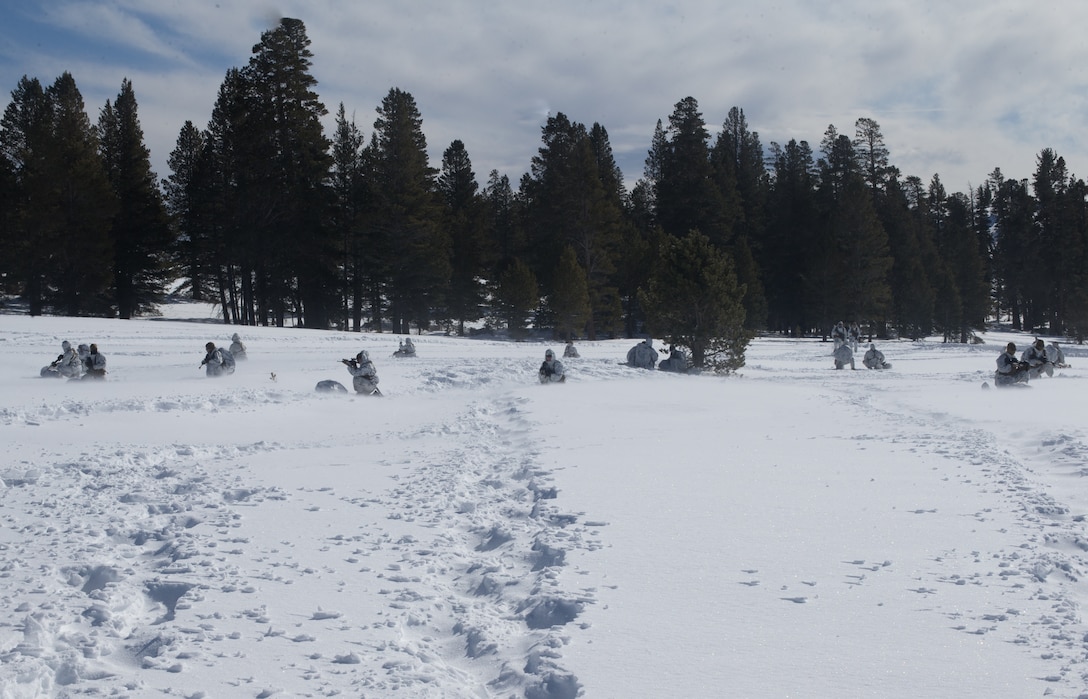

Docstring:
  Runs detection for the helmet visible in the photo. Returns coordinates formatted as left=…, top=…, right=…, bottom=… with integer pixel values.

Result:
left=545, top=349, right=554, bottom=359
left=61, top=340, right=71, bottom=350
left=232, top=333, right=241, bottom=342
left=1035, top=339, right=1044, bottom=350
left=1007, top=342, right=1016, bottom=353
left=206, top=342, right=215, bottom=351
left=78, top=343, right=89, bottom=354
left=357, top=350, right=369, bottom=362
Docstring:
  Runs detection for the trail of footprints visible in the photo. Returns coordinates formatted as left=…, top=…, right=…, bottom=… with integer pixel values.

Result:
left=731, top=385, right=1088, bottom=695
left=0, top=395, right=598, bottom=697
left=347, top=396, right=598, bottom=697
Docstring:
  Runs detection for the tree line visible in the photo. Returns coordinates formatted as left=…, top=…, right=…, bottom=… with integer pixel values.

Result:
left=3, top=18, right=1088, bottom=372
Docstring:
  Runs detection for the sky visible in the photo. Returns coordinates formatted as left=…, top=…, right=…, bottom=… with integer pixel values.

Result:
left=3, top=307, right=1088, bottom=697
left=2, top=1, right=1088, bottom=195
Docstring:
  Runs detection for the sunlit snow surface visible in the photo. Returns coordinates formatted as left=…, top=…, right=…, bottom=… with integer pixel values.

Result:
left=2, top=306, right=1088, bottom=698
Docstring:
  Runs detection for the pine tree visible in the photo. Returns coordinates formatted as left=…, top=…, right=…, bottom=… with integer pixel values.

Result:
left=714, top=106, right=767, bottom=246
left=764, top=139, right=818, bottom=334
left=853, top=117, right=891, bottom=195
left=0, top=75, right=114, bottom=315
left=521, top=113, right=623, bottom=339
left=246, top=17, right=334, bottom=328
left=201, top=67, right=255, bottom=325
left=549, top=246, right=591, bottom=340
left=47, top=73, right=116, bottom=315
left=813, top=126, right=892, bottom=329
left=495, top=258, right=539, bottom=339
left=942, top=190, right=988, bottom=341
left=991, top=169, right=1033, bottom=329
left=1032, top=148, right=1078, bottom=333
left=483, top=170, right=519, bottom=266
left=369, top=87, right=447, bottom=333
left=639, top=231, right=750, bottom=372
left=164, top=121, right=208, bottom=300
left=0, top=76, right=54, bottom=314
left=0, top=141, right=13, bottom=294
left=438, top=139, right=487, bottom=335
left=98, top=78, right=174, bottom=318
left=330, top=103, right=367, bottom=330
left=880, top=175, right=936, bottom=339
left=655, top=97, right=728, bottom=243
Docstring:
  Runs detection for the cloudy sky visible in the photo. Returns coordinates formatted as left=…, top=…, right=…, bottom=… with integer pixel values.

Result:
left=2, top=1, right=1087, bottom=195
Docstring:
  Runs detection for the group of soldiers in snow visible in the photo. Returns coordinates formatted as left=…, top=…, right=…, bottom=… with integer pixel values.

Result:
left=833, top=342, right=891, bottom=370
left=201, top=332, right=248, bottom=377
left=42, top=333, right=248, bottom=381
left=995, top=339, right=1068, bottom=387
left=625, top=338, right=688, bottom=372
left=198, top=333, right=250, bottom=377
left=537, top=336, right=687, bottom=385
left=830, top=320, right=891, bottom=370
left=41, top=340, right=107, bottom=380
left=828, top=320, right=891, bottom=370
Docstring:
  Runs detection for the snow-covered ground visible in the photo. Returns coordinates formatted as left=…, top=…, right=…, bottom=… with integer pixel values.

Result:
left=3, top=305, right=1088, bottom=698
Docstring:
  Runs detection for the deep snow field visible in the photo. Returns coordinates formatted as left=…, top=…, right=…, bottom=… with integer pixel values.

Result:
left=3, top=305, right=1088, bottom=699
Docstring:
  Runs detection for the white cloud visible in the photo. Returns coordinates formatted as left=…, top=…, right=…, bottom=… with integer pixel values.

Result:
left=4, top=0, right=1088, bottom=191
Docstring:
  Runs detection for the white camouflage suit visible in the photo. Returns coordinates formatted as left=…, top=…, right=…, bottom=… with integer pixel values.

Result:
left=347, top=351, right=380, bottom=394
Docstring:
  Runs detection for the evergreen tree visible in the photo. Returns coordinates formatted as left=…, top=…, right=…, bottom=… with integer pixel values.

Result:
left=1032, top=148, right=1077, bottom=333
left=48, top=73, right=116, bottom=315
left=813, top=126, right=892, bottom=329
left=990, top=169, right=1033, bottom=329
left=369, top=87, right=447, bottom=333
left=588, top=122, right=625, bottom=205
left=714, top=106, right=767, bottom=245
left=832, top=177, right=894, bottom=324
left=639, top=231, right=750, bottom=372
left=521, top=113, right=623, bottom=339
left=483, top=169, right=521, bottom=269
left=164, top=121, right=208, bottom=300
left=97, top=78, right=174, bottom=318
left=201, top=67, right=255, bottom=325
left=941, top=189, right=989, bottom=341
left=655, top=97, right=728, bottom=243
left=0, top=139, right=12, bottom=294
left=246, top=18, right=334, bottom=328
left=971, top=182, right=996, bottom=308
left=438, top=139, right=487, bottom=335
left=549, top=245, right=591, bottom=340
left=494, top=257, right=538, bottom=339
left=853, top=117, right=891, bottom=194
left=330, top=103, right=367, bottom=330
left=764, top=139, right=818, bottom=334
left=730, top=236, right=767, bottom=331
left=0, top=76, right=54, bottom=314
left=880, top=175, right=936, bottom=339
left=1, top=75, right=115, bottom=315
left=1062, top=176, right=1088, bottom=342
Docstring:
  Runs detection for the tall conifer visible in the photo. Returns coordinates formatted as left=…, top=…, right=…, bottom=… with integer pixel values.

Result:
left=98, top=79, right=173, bottom=318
